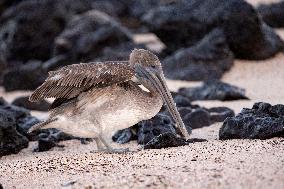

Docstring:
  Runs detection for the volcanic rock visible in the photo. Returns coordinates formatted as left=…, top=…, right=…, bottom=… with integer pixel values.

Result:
left=143, top=0, right=283, bottom=59
left=162, top=28, right=234, bottom=81
left=178, top=80, right=249, bottom=101
left=208, top=107, right=235, bottom=123
left=53, top=10, right=136, bottom=63
left=0, top=103, right=36, bottom=156
left=143, top=132, right=188, bottom=149
left=219, top=102, right=284, bottom=139
left=12, top=96, right=50, bottom=111
left=137, top=113, right=176, bottom=145
left=2, top=60, right=47, bottom=91
left=143, top=133, right=207, bottom=150
left=258, top=1, right=284, bottom=28
left=0, top=0, right=92, bottom=62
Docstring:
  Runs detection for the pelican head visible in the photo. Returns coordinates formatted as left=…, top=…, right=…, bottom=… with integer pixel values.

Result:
left=130, top=49, right=191, bottom=139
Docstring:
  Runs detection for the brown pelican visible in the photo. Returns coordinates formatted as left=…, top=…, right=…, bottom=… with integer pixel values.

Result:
left=28, top=49, right=191, bottom=152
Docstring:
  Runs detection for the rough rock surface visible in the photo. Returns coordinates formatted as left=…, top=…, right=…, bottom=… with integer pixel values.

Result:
left=219, top=102, right=284, bottom=139
left=0, top=0, right=23, bottom=16
left=258, top=1, right=284, bottom=28
left=0, top=0, right=92, bottom=62
left=144, top=133, right=207, bottom=149
left=54, top=10, right=136, bottom=63
left=143, top=0, right=283, bottom=59
left=0, top=103, right=35, bottom=157
left=137, top=113, right=177, bottom=145
left=2, top=61, right=47, bottom=91
left=34, top=129, right=76, bottom=152
left=112, top=127, right=137, bottom=144
left=162, top=29, right=234, bottom=81
left=143, top=132, right=188, bottom=149
left=178, top=80, right=249, bottom=101
left=12, top=96, right=50, bottom=111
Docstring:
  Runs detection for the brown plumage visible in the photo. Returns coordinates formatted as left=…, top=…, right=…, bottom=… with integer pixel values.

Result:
left=30, top=61, right=134, bottom=102
left=28, top=49, right=191, bottom=153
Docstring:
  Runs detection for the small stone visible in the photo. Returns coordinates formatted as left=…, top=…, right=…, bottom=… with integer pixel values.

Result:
left=143, top=132, right=188, bottom=149
left=112, top=127, right=137, bottom=144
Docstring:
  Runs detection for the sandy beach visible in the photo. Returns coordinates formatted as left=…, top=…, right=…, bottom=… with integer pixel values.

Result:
left=0, top=0, right=284, bottom=189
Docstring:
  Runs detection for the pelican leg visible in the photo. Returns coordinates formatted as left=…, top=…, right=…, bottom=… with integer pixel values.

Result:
left=92, top=136, right=130, bottom=154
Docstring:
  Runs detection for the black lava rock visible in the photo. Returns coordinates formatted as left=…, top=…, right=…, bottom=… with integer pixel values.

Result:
left=0, top=0, right=92, bottom=62
left=143, top=132, right=188, bottom=149
left=208, top=107, right=235, bottom=123
left=12, top=96, right=50, bottom=111
left=258, top=1, right=284, bottom=28
left=53, top=10, right=135, bottom=63
left=162, top=28, right=234, bottom=81
left=183, top=108, right=211, bottom=129
left=112, top=127, right=137, bottom=144
left=143, top=132, right=208, bottom=150
left=178, top=80, right=249, bottom=101
left=34, top=129, right=75, bottom=152
left=0, top=0, right=24, bottom=15
left=143, top=0, right=283, bottom=60
left=0, top=103, right=35, bottom=157
left=137, top=113, right=176, bottom=145
left=219, top=102, right=284, bottom=139
left=2, top=61, right=47, bottom=91
left=222, top=1, right=284, bottom=60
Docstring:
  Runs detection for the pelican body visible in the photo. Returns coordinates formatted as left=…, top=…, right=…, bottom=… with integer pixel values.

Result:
left=29, top=49, right=191, bottom=151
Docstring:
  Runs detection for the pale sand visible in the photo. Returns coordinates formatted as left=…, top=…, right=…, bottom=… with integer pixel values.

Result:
left=1, top=1, right=284, bottom=188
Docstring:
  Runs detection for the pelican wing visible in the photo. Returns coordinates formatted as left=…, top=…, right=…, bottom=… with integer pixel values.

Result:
left=29, top=61, right=135, bottom=102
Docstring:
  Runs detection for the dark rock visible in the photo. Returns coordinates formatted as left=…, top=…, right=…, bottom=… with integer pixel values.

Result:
left=2, top=60, right=47, bottom=91
left=163, top=28, right=234, bottom=81
left=0, top=104, right=33, bottom=157
left=143, top=0, right=283, bottom=60
left=54, top=10, right=135, bottom=63
left=112, top=127, right=137, bottom=144
left=222, top=2, right=284, bottom=60
left=0, top=0, right=92, bottom=62
left=208, top=107, right=235, bottom=123
left=173, top=94, right=192, bottom=107
left=0, top=97, right=8, bottom=106
left=12, top=96, right=50, bottom=111
left=178, top=80, right=249, bottom=101
left=16, top=116, right=41, bottom=139
left=137, top=113, right=176, bottom=145
left=143, top=132, right=208, bottom=149
left=91, top=0, right=128, bottom=18
left=219, top=102, right=284, bottom=139
left=183, top=108, right=211, bottom=129
left=143, top=132, right=188, bottom=149
left=34, top=129, right=74, bottom=152
left=0, top=0, right=24, bottom=16
left=258, top=1, right=284, bottom=28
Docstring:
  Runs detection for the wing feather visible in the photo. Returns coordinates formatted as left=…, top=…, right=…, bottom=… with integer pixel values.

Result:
left=29, top=61, right=135, bottom=102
